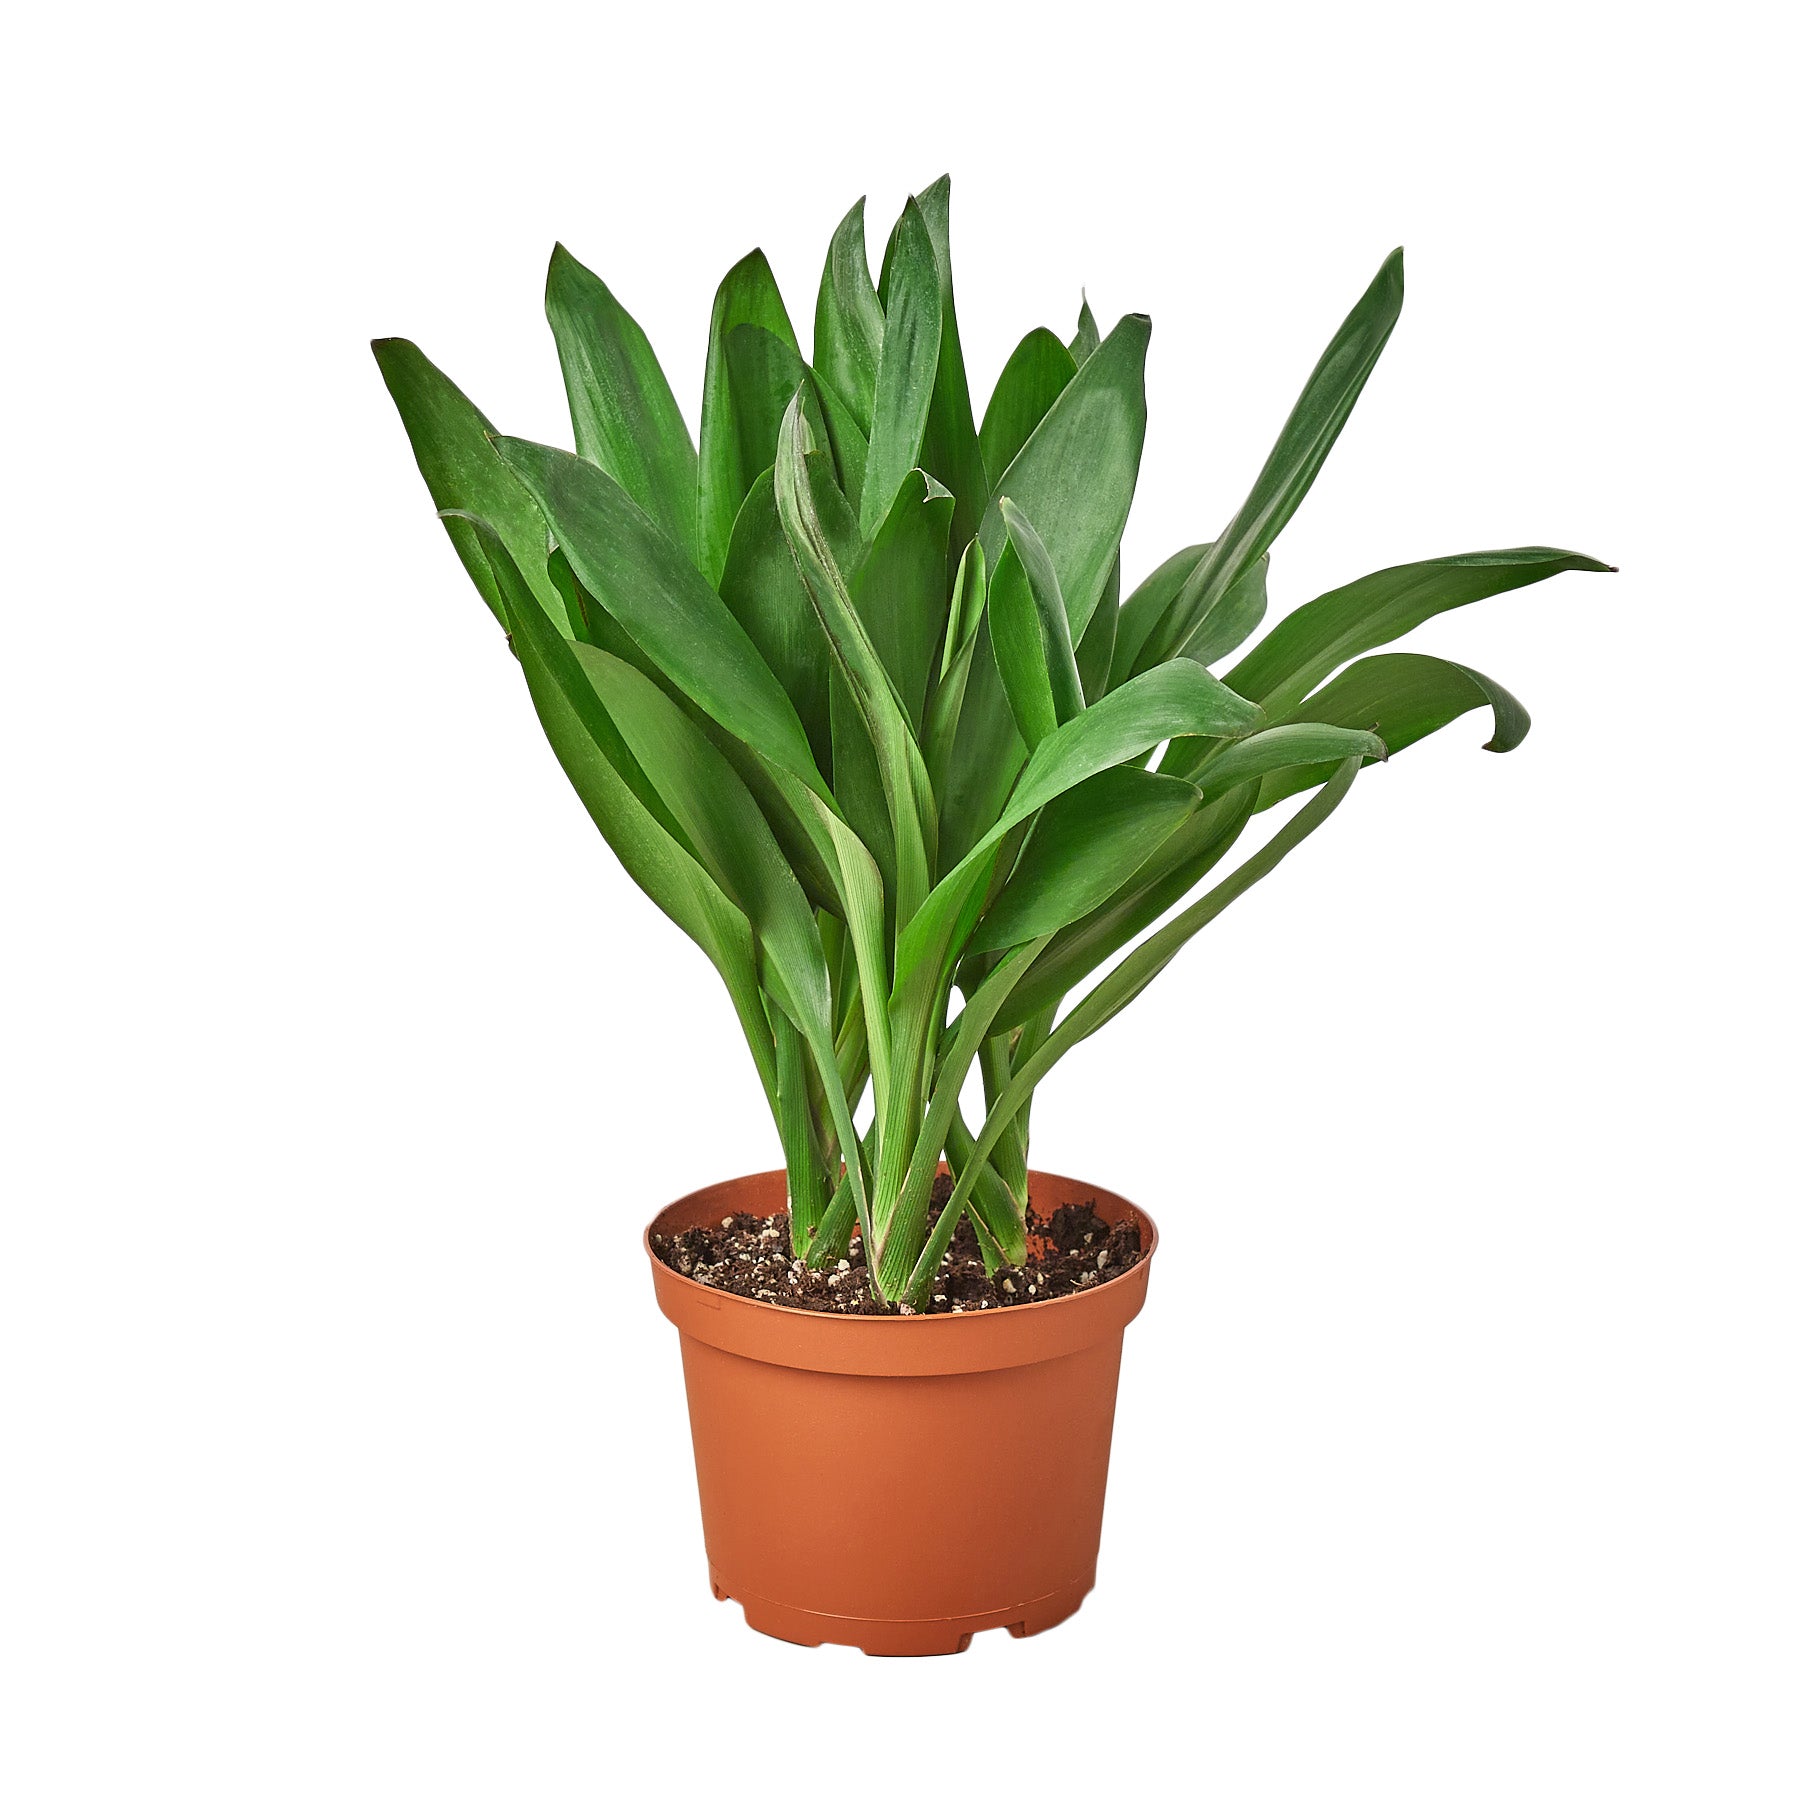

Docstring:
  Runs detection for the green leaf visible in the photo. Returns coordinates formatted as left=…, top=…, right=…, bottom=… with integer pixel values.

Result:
left=574, top=641, right=876, bottom=1281
left=1075, top=558, right=1121, bottom=703
left=1069, top=294, right=1100, bottom=366
left=1253, top=652, right=1529, bottom=810
left=979, top=312, right=1150, bottom=642
left=924, top=539, right=987, bottom=801
left=989, top=498, right=1084, bottom=749
left=912, top=177, right=989, bottom=565
left=978, top=328, right=1076, bottom=495
left=897, top=659, right=1264, bottom=993
left=482, top=526, right=776, bottom=1105
left=1188, top=722, right=1387, bottom=800
left=494, top=435, right=825, bottom=794
left=773, top=400, right=933, bottom=922
left=853, top=469, right=955, bottom=734
left=991, top=787, right=1256, bottom=1031
left=716, top=467, right=833, bottom=770
left=952, top=758, right=1369, bottom=1212
left=861, top=198, right=943, bottom=535
left=544, top=244, right=698, bottom=561
left=698, top=250, right=801, bottom=583
left=1007, top=659, right=1261, bottom=821
left=371, top=338, right=570, bottom=634
left=810, top=366, right=869, bottom=517
left=943, top=313, right=1152, bottom=862
left=1134, top=249, right=1406, bottom=671
left=968, top=767, right=1201, bottom=953
left=1111, top=544, right=1269, bottom=681
left=573, top=643, right=825, bottom=1012
left=1226, top=547, right=1614, bottom=720
left=812, top=197, right=884, bottom=435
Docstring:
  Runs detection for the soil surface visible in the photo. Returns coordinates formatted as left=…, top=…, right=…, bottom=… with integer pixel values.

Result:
left=650, top=1174, right=1144, bottom=1315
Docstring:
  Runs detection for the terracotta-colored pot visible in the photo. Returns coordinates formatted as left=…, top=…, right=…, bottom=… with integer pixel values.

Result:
left=645, top=1167, right=1157, bottom=1656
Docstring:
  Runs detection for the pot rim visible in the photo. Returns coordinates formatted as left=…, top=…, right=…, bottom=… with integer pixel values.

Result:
left=644, top=1166, right=1157, bottom=1376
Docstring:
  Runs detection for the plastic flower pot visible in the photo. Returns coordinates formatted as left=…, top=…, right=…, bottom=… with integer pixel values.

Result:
left=644, top=1166, right=1157, bottom=1655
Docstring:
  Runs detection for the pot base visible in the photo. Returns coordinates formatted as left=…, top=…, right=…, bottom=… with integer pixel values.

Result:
left=709, top=1565, right=1090, bottom=1656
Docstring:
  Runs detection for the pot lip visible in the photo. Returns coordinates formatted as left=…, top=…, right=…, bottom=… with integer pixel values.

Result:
left=641, top=1165, right=1158, bottom=1328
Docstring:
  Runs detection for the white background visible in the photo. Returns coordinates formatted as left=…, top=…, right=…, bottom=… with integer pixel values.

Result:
left=5, top=3, right=1794, bottom=1795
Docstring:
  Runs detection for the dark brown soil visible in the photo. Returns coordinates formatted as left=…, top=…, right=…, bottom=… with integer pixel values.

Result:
left=650, top=1173, right=1144, bottom=1315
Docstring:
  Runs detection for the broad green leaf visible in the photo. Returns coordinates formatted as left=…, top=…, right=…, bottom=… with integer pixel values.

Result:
left=805, top=796, right=892, bottom=1116
left=1186, top=722, right=1387, bottom=800
left=552, top=534, right=844, bottom=919
left=716, top=467, right=832, bottom=770
left=544, top=244, right=698, bottom=560
left=978, top=328, right=1076, bottom=493
left=978, top=312, right=1150, bottom=641
left=944, top=313, right=1152, bottom=861
left=951, top=758, right=1368, bottom=1213
left=371, top=338, right=570, bottom=634
left=1111, top=544, right=1269, bottom=681
left=1075, top=559, right=1121, bottom=702
left=698, top=250, right=801, bottom=582
left=494, top=435, right=825, bottom=794
left=773, top=400, right=932, bottom=922
left=1069, top=295, right=1100, bottom=366
left=1187, top=553, right=1269, bottom=667
left=1008, top=659, right=1261, bottom=821
left=810, top=366, right=869, bottom=517
left=989, top=499, right=1084, bottom=749
left=897, top=659, right=1264, bottom=993
left=968, top=767, right=1201, bottom=953
left=1134, top=249, right=1406, bottom=672
left=483, top=527, right=775, bottom=1105
left=1254, top=652, right=1529, bottom=810
left=924, top=540, right=987, bottom=801
left=573, top=644, right=829, bottom=1034
left=574, top=640, right=874, bottom=1265
left=861, top=199, right=943, bottom=535
left=853, top=469, right=955, bottom=734
left=991, top=787, right=1256, bottom=1031
left=812, top=197, right=883, bottom=435
left=912, top=177, right=989, bottom=565
left=1227, top=546, right=1613, bottom=720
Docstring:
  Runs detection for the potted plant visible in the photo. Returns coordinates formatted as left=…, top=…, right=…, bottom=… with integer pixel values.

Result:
left=374, top=178, right=1609, bottom=1655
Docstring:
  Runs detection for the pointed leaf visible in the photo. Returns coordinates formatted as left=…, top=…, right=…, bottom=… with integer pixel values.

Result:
left=912, top=177, right=989, bottom=564
left=484, top=529, right=776, bottom=1100
left=853, top=469, right=955, bottom=733
left=371, top=338, right=569, bottom=633
left=1227, top=546, right=1614, bottom=719
left=1075, top=558, right=1121, bottom=702
left=773, top=400, right=933, bottom=921
left=990, top=498, right=1084, bottom=749
left=716, top=467, right=833, bottom=770
left=979, top=312, right=1150, bottom=642
left=861, top=199, right=943, bottom=534
left=544, top=244, right=698, bottom=560
left=494, top=435, right=824, bottom=793
left=698, top=250, right=800, bottom=582
left=813, top=197, right=883, bottom=434
left=979, top=327, right=1077, bottom=497
left=1069, top=295, right=1100, bottom=366
left=1135, top=249, right=1406, bottom=670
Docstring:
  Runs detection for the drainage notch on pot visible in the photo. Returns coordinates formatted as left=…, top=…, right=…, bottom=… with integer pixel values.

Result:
left=645, top=1167, right=1157, bottom=1657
